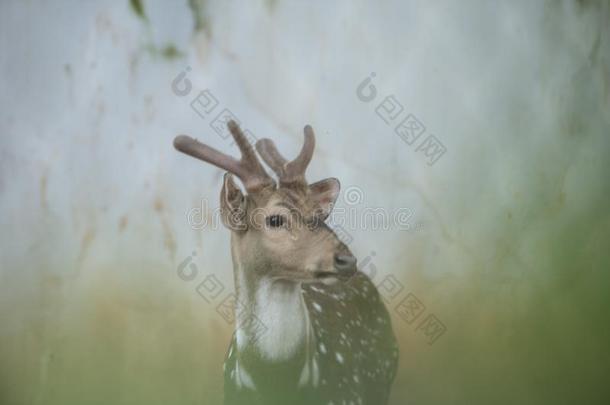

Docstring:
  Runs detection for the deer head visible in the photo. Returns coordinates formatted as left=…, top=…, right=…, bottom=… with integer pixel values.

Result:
left=174, top=121, right=356, bottom=283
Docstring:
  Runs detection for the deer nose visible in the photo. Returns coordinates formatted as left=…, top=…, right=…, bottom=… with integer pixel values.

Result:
left=334, top=253, right=357, bottom=275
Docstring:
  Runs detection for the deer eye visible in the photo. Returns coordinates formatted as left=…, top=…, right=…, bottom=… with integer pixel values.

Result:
left=266, top=215, right=285, bottom=228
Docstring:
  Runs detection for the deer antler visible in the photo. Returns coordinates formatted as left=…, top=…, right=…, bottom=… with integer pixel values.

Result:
left=255, top=125, right=315, bottom=187
left=173, top=121, right=275, bottom=192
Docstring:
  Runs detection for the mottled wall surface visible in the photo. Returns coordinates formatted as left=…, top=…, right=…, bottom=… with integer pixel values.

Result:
left=1, top=1, right=609, bottom=404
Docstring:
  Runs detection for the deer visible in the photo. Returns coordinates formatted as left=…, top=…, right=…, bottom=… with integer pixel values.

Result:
left=174, top=121, right=398, bottom=405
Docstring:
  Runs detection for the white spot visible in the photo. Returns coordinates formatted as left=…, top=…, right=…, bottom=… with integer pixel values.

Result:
left=236, top=328, right=246, bottom=349
left=336, top=352, right=344, bottom=364
left=298, top=359, right=310, bottom=387
left=319, top=342, right=327, bottom=354
left=313, top=302, right=322, bottom=312
left=312, top=357, right=320, bottom=387
left=235, top=359, right=256, bottom=389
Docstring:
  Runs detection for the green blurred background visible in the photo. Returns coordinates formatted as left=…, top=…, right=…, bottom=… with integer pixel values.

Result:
left=1, top=0, right=609, bottom=404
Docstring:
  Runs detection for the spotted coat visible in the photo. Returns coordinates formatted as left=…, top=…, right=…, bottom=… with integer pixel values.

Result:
left=223, top=271, right=399, bottom=405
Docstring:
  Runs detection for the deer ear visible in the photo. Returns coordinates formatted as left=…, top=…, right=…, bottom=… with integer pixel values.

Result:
left=220, top=173, right=247, bottom=231
left=309, top=178, right=340, bottom=219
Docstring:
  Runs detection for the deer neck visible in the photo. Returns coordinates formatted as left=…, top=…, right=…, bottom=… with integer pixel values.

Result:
left=231, top=237, right=312, bottom=364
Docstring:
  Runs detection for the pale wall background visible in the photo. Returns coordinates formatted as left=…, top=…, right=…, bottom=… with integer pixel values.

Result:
left=1, top=1, right=609, bottom=404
